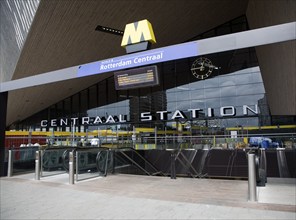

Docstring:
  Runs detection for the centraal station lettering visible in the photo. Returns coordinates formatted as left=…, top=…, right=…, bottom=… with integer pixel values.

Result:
left=41, top=105, right=258, bottom=127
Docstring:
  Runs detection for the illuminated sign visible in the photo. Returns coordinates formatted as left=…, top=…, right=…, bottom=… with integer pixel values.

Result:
left=121, top=19, right=156, bottom=47
left=40, top=105, right=258, bottom=127
left=77, top=41, right=198, bottom=77
left=114, top=65, right=159, bottom=90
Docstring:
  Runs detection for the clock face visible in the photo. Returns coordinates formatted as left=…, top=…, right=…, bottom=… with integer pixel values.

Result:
left=191, top=57, right=214, bottom=79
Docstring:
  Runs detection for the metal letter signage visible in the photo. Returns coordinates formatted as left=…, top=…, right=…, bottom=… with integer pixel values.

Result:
left=121, top=19, right=157, bottom=53
left=40, top=105, right=258, bottom=127
left=121, top=19, right=156, bottom=47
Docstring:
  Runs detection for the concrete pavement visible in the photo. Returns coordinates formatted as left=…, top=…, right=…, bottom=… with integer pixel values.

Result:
left=0, top=173, right=295, bottom=219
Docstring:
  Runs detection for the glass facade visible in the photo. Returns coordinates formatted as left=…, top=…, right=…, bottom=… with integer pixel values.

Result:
left=15, top=16, right=295, bottom=135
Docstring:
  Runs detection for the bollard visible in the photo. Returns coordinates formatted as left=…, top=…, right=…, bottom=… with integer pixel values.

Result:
left=248, top=153, right=257, bottom=202
left=69, top=151, right=75, bottom=184
left=35, top=150, right=41, bottom=180
left=7, top=150, right=13, bottom=177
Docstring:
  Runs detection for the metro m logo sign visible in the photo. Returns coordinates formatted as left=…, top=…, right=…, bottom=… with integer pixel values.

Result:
left=121, top=19, right=156, bottom=53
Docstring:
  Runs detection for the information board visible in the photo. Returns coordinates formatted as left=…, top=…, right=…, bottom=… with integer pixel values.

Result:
left=114, top=65, right=159, bottom=90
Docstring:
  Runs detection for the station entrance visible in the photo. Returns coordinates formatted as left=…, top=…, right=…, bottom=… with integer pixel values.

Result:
left=5, top=128, right=296, bottom=183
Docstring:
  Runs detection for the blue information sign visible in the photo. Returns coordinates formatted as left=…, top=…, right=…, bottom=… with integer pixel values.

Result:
left=77, top=41, right=198, bottom=77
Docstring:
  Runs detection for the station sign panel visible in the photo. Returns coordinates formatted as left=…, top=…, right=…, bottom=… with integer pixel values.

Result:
left=114, top=65, right=159, bottom=90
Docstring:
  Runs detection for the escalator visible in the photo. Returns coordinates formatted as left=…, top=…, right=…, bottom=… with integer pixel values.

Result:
left=113, top=147, right=166, bottom=176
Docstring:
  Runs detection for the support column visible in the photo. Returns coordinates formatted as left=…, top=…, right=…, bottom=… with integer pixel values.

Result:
left=0, top=92, right=8, bottom=177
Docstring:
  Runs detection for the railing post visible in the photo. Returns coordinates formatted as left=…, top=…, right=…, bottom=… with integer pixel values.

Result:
left=154, top=126, right=157, bottom=147
left=248, top=153, right=257, bottom=202
left=75, top=151, right=79, bottom=182
left=104, top=150, right=109, bottom=177
left=69, top=151, right=75, bottom=184
left=40, top=149, right=44, bottom=177
left=170, top=150, right=176, bottom=179
left=35, top=150, right=40, bottom=180
left=7, top=150, right=13, bottom=177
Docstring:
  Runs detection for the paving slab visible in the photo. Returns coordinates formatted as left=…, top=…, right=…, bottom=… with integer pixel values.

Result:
left=1, top=174, right=295, bottom=220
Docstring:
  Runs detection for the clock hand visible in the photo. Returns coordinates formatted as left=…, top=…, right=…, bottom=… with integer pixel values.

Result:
left=191, top=67, right=204, bottom=70
left=195, top=61, right=205, bottom=70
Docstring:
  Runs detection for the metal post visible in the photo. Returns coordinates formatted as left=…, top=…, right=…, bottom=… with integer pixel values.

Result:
left=28, top=128, right=32, bottom=147
left=248, top=153, right=257, bottom=202
left=170, top=151, right=176, bottom=179
left=40, top=150, right=44, bottom=177
left=7, top=150, right=13, bottom=177
left=0, top=92, right=8, bottom=177
left=155, top=126, right=157, bottom=147
left=75, top=151, right=79, bottom=182
left=132, top=126, right=136, bottom=148
left=165, top=126, right=167, bottom=148
left=69, top=151, right=74, bottom=184
left=35, top=150, right=40, bottom=180
left=277, top=148, right=290, bottom=177
left=104, top=150, right=109, bottom=177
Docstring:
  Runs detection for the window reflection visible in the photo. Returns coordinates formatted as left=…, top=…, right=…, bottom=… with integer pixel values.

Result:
left=204, top=88, right=220, bottom=99
left=220, top=97, right=236, bottom=106
left=236, top=83, right=264, bottom=95
left=219, top=75, right=236, bottom=86
left=220, top=86, right=236, bottom=97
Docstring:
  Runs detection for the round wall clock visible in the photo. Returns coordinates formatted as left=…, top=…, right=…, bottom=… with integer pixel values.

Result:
left=191, top=57, right=214, bottom=79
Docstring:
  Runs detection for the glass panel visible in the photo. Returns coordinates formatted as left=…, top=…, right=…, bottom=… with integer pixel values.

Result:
left=219, top=75, right=236, bottom=86
left=49, top=105, right=56, bottom=119
left=191, top=99, right=205, bottom=110
left=236, top=83, right=265, bottom=95
left=190, top=89, right=205, bottom=100
left=10, top=147, right=39, bottom=175
left=220, top=97, right=236, bottom=106
left=204, top=88, right=220, bottom=99
left=98, top=81, right=107, bottom=106
left=89, top=85, right=98, bottom=109
left=252, top=71, right=263, bottom=82
left=175, top=90, right=190, bottom=101
left=80, top=89, right=88, bottom=114
left=167, top=102, right=177, bottom=111
left=188, top=79, right=204, bottom=90
left=55, top=102, right=62, bottom=118
left=72, top=94, right=79, bottom=115
left=163, top=61, right=176, bottom=89
left=236, top=94, right=265, bottom=106
left=204, top=77, right=219, bottom=88
left=205, top=98, right=221, bottom=108
left=64, top=98, right=71, bottom=117
left=117, top=90, right=128, bottom=102
left=175, top=100, right=190, bottom=110
left=166, top=92, right=176, bottom=103
left=235, top=73, right=253, bottom=85
left=220, top=86, right=236, bottom=97
left=41, top=147, right=68, bottom=177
